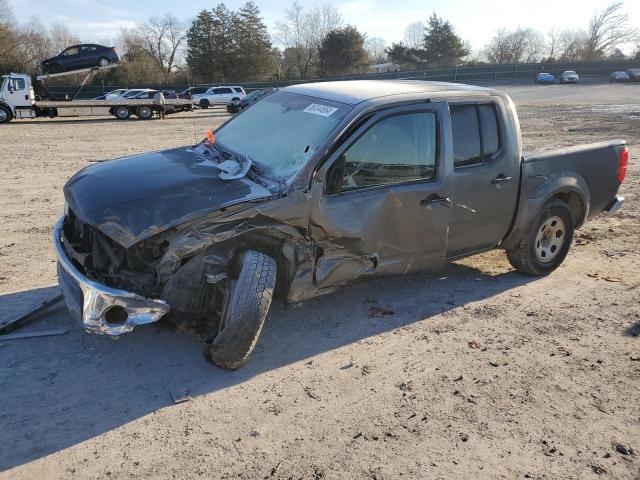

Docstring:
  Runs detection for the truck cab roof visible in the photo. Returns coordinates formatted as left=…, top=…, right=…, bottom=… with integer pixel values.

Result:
left=283, top=80, right=497, bottom=106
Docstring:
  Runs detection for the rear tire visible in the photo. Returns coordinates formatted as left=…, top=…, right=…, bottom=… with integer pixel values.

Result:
left=199, top=99, right=210, bottom=109
left=114, top=106, right=131, bottom=120
left=506, top=199, right=575, bottom=276
left=136, top=106, right=153, bottom=120
left=0, top=106, right=12, bottom=123
left=206, top=250, right=277, bottom=370
left=98, top=57, right=110, bottom=68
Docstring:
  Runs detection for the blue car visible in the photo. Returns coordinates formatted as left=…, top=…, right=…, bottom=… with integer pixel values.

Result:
left=42, top=44, right=119, bottom=74
left=535, top=72, right=555, bottom=84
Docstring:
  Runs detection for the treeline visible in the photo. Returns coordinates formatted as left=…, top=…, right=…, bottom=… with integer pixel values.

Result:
left=1, top=0, right=638, bottom=85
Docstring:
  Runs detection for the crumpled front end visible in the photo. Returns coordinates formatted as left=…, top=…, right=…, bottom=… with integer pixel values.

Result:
left=54, top=217, right=170, bottom=335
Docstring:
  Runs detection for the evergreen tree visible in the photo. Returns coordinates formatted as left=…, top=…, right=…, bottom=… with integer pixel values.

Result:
left=235, top=2, right=272, bottom=81
left=422, top=13, right=468, bottom=67
left=319, top=25, right=368, bottom=77
left=186, top=10, right=218, bottom=82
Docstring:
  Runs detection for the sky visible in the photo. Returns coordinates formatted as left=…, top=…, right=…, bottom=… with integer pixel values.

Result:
left=8, top=0, right=640, bottom=54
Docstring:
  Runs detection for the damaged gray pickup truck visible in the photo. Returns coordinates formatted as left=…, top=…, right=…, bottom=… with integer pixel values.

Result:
left=54, top=80, right=628, bottom=369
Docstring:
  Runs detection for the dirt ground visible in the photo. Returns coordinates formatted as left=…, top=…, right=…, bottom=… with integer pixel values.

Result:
left=0, top=83, right=638, bottom=479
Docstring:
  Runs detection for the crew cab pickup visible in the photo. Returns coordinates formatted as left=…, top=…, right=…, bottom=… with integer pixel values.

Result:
left=54, top=80, right=627, bottom=369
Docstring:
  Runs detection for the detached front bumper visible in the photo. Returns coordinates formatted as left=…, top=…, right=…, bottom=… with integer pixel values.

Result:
left=53, top=217, right=170, bottom=335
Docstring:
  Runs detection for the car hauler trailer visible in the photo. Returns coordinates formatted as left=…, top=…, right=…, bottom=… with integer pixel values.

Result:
left=0, top=65, right=192, bottom=123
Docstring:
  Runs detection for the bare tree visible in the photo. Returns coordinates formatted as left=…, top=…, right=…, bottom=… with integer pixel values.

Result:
left=275, top=3, right=313, bottom=78
left=484, top=27, right=545, bottom=64
left=275, top=2, right=341, bottom=79
left=49, top=23, right=80, bottom=53
left=583, top=2, right=638, bottom=60
left=403, top=21, right=424, bottom=49
left=137, top=14, right=187, bottom=82
left=558, top=29, right=588, bottom=61
left=546, top=28, right=560, bottom=61
left=365, top=36, right=387, bottom=64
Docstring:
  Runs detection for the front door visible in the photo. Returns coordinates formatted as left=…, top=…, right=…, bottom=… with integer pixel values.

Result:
left=309, top=102, right=452, bottom=290
left=446, top=100, right=520, bottom=257
left=6, top=77, right=31, bottom=108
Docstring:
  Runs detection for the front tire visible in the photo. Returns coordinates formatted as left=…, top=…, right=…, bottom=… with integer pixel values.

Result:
left=506, top=199, right=575, bottom=276
left=206, top=250, right=277, bottom=370
left=0, top=106, right=12, bottom=123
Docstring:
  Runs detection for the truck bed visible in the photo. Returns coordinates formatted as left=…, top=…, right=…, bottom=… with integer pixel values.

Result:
left=503, top=139, right=626, bottom=249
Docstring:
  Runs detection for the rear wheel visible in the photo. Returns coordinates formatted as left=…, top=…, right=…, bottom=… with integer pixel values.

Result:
left=114, top=106, right=131, bottom=120
left=0, top=106, right=12, bottom=123
left=199, top=99, right=210, bottom=109
left=506, top=199, right=575, bottom=276
left=205, top=250, right=277, bottom=370
left=98, top=57, right=110, bottom=68
left=136, top=105, right=153, bottom=120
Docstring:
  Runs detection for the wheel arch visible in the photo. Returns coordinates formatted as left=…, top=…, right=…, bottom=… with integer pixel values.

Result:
left=502, top=171, right=590, bottom=250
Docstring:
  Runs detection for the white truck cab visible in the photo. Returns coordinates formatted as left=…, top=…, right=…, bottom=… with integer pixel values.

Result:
left=0, top=73, right=37, bottom=121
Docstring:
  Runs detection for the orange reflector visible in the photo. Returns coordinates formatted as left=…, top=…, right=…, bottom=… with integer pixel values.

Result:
left=205, top=131, right=215, bottom=144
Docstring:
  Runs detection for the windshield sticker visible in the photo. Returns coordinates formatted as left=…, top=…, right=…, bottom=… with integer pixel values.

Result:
left=304, top=103, right=338, bottom=117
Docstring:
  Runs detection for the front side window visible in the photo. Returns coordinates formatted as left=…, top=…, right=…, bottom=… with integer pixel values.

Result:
left=215, top=92, right=351, bottom=188
left=10, top=78, right=26, bottom=90
left=330, top=111, right=437, bottom=193
left=64, top=47, right=79, bottom=56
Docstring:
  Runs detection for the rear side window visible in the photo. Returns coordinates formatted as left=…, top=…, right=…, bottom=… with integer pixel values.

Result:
left=478, top=105, right=499, bottom=156
left=451, top=105, right=481, bottom=167
left=213, top=88, right=233, bottom=94
left=451, top=103, right=501, bottom=168
left=331, top=111, right=437, bottom=192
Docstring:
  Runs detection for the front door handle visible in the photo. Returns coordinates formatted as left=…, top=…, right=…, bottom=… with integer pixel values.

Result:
left=491, top=175, right=513, bottom=184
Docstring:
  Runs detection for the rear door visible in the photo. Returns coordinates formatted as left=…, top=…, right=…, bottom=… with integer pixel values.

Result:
left=79, top=45, right=98, bottom=68
left=310, top=102, right=452, bottom=289
left=446, top=100, right=519, bottom=257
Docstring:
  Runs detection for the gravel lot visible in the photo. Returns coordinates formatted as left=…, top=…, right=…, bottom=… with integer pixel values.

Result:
left=1, top=83, right=639, bottom=479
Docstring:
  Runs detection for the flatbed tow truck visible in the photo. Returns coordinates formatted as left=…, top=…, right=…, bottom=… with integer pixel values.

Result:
left=0, top=65, right=193, bottom=123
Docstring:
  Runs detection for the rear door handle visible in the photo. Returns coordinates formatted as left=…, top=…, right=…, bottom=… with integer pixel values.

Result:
left=492, top=175, right=512, bottom=184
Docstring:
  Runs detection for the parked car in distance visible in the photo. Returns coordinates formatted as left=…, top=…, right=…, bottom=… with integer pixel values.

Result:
left=535, top=72, right=555, bottom=84
left=93, top=89, right=128, bottom=100
left=610, top=71, right=631, bottom=83
left=54, top=80, right=627, bottom=370
left=192, top=86, right=246, bottom=108
left=226, top=88, right=276, bottom=113
left=177, top=86, right=209, bottom=100
left=559, top=70, right=579, bottom=84
left=42, top=44, right=119, bottom=74
left=627, top=69, right=640, bottom=82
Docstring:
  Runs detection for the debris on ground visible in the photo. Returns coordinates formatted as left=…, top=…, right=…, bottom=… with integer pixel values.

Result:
left=0, top=293, right=63, bottom=334
left=0, top=328, right=68, bottom=341
left=370, top=307, right=394, bottom=317
left=170, top=389, right=191, bottom=404
left=468, top=340, right=483, bottom=349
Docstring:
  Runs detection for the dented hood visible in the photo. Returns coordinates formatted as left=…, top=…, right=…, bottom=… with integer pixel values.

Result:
left=64, top=147, right=272, bottom=248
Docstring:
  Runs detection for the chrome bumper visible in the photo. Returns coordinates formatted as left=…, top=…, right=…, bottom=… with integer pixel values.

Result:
left=605, top=195, right=624, bottom=215
left=53, top=217, right=170, bottom=335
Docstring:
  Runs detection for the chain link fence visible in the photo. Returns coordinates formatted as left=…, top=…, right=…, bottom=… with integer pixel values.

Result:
left=45, top=59, right=639, bottom=99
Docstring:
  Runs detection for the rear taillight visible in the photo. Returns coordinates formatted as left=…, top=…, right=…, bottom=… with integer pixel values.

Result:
left=618, top=147, right=629, bottom=183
